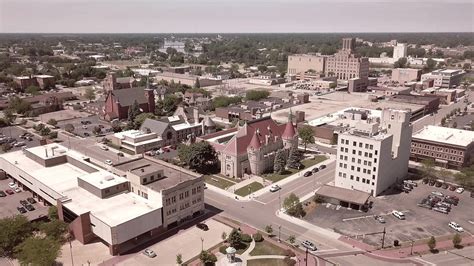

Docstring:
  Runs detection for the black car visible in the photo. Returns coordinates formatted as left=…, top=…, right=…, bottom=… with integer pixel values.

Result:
left=0, top=191, right=6, bottom=197
left=84, top=132, right=90, bottom=137
left=196, top=223, right=209, bottom=231
left=27, top=197, right=36, bottom=204
left=311, top=167, right=319, bottom=173
left=304, top=171, right=312, bottom=177
left=117, top=152, right=124, bottom=157
left=20, top=200, right=28, bottom=206
left=319, top=164, right=326, bottom=170
left=25, top=204, right=35, bottom=211
left=17, top=207, right=27, bottom=214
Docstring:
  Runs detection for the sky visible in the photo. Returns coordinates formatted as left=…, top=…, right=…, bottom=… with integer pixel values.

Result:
left=0, top=0, right=472, bottom=33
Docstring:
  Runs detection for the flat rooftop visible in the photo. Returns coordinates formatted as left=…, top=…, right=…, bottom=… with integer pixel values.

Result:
left=114, top=158, right=200, bottom=192
left=114, top=129, right=157, bottom=140
left=413, top=125, right=474, bottom=147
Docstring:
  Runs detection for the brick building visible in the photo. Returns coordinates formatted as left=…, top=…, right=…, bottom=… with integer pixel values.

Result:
left=103, top=86, right=155, bottom=120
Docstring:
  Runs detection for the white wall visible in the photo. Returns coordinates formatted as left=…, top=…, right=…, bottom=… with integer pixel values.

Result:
left=90, top=215, right=113, bottom=244
left=114, top=208, right=162, bottom=244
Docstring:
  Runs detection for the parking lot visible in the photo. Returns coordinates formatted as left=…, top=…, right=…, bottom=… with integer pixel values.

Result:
left=304, top=180, right=474, bottom=247
left=0, top=179, right=48, bottom=220
left=57, top=115, right=112, bottom=138
left=0, top=126, right=42, bottom=153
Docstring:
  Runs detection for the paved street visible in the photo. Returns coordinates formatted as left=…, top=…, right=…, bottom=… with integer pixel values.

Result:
left=416, top=246, right=474, bottom=265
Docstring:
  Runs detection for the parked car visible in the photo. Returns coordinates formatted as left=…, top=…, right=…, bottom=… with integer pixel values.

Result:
left=82, top=125, right=88, bottom=129
left=270, top=184, right=281, bottom=192
left=20, top=200, right=28, bottom=206
left=428, top=180, right=436, bottom=186
left=435, top=182, right=443, bottom=188
left=392, top=210, right=405, bottom=220
left=84, top=132, right=90, bottom=137
left=311, top=167, right=319, bottom=173
left=14, top=187, right=21, bottom=193
left=27, top=197, right=36, bottom=204
left=0, top=191, right=6, bottom=197
left=374, top=215, right=386, bottom=223
left=303, top=171, right=312, bottom=177
left=441, top=183, right=449, bottom=189
left=448, top=222, right=464, bottom=232
left=8, top=182, right=16, bottom=188
left=431, top=191, right=444, bottom=197
left=13, top=142, right=26, bottom=147
left=5, top=189, right=14, bottom=195
left=100, top=145, right=108, bottom=151
left=105, top=159, right=113, bottom=165
left=117, top=152, right=124, bottom=157
left=422, top=179, right=429, bottom=185
left=455, top=187, right=465, bottom=194
left=143, top=249, right=156, bottom=258
left=433, top=207, right=449, bottom=214
left=449, top=185, right=457, bottom=191
left=301, top=240, right=317, bottom=251
left=196, top=223, right=209, bottom=231
left=319, top=164, right=326, bottom=170
left=25, top=204, right=35, bottom=211
left=17, top=207, right=27, bottom=214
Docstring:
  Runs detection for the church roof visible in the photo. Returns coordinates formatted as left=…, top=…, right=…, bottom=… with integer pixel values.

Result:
left=282, top=121, right=296, bottom=140
left=248, top=130, right=262, bottom=149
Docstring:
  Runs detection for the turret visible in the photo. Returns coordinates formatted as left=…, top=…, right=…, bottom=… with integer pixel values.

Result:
left=247, top=130, right=263, bottom=175
left=144, top=76, right=155, bottom=113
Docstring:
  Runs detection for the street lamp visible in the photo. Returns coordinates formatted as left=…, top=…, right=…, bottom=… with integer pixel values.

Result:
left=410, top=240, right=415, bottom=255
left=201, top=237, right=204, bottom=251
left=278, top=225, right=281, bottom=243
left=278, top=189, right=281, bottom=211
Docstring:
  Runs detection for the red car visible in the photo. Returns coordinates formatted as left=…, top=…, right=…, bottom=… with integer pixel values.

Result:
left=5, top=189, right=14, bottom=195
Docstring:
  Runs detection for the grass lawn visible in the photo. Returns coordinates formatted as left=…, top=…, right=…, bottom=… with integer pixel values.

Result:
left=235, top=241, right=250, bottom=255
left=234, top=182, right=264, bottom=197
left=249, top=240, right=288, bottom=256
left=247, top=259, right=288, bottom=266
left=204, top=175, right=234, bottom=189
left=263, top=155, right=327, bottom=183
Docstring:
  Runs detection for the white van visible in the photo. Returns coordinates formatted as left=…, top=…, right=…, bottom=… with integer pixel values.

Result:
left=392, top=210, right=405, bottom=220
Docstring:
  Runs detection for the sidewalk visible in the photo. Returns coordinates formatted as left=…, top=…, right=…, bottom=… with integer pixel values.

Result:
left=226, top=175, right=264, bottom=193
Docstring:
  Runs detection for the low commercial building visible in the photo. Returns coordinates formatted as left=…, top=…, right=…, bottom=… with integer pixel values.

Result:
left=421, top=69, right=465, bottom=88
left=0, top=144, right=204, bottom=256
left=369, top=86, right=412, bottom=97
left=389, top=94, right=440, bottom=119
left=154, top=73, right=222, bottom=87
left=391, top=68, right=421, bottom=84
left=248, top=73, right=286, bottom=86
left=411, top=125, right=474, bottom=169
left=315, top=184, right=371, bottom=210
left=111, top=130, right=162, bottom=154
left=14, top=75, right=56, bottom=90
left=335, top=109, right=413, bottom=196
left=287, top=54, right=326, bottom=75
left=421, top=88, right=457, bottom=104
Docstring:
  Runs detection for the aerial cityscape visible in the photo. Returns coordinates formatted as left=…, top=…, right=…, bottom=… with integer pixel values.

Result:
left=0, top=1, right=473, bottom=265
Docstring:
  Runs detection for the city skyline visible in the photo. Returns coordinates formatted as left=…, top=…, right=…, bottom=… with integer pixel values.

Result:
left=1, top=0, right=472, bottom=33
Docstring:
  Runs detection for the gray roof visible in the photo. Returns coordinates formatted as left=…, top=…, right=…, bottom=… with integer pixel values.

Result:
left=116, top=77, right=135, bottom=84
left=140, top=118, right=170, bottom=135
left=111, top=87, right=147, bottom=107
left=316, top=185, right=370, bottom=205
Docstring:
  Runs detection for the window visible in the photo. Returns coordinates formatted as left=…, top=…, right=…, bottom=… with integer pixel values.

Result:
left=356, top=176, right=360, bottom=181
left=365, top=144, right=369, bottom=149
left=143, top=177, right=147, bottom=183
left=351, top=166, right=354, bottom=170
left=345, top=148, right=348, bottom=152
left=340, top=147, right=344, bottom=152
left=373, top=167, right=376, bottom=172
left=357, top=159, right=361, bottom=164
left=344, top=156, right=348, bottom=160
left=362, top=178, right=366, bottom=183
left=339, top=163, right=343, bottom=167
left=352, top=150, right=356, bottom=154
left=353, top=141, right=357, bottom=146
left=340, top=155, right=343, bottom=160
left=352, top=158, right=355, bottom=163
left=150, top=175, right=154, bottom=181
left=357, top=167, right=360, bottom=172
left=372, top=182, right=375, bottom=185
left=339, top=172, right=342, bottom=177
left=350, top=175, right=354, bottom=180
left=359, top=143, right=362, bottom=148
left=358, top=151, right=362, bottom=156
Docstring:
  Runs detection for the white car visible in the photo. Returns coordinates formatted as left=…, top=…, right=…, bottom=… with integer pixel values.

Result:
left=14, top=187, right=21, bottom=193
left=301, top=240, right=317, bottom=251
left=392, top=210, right=405, bottom=220
left=143, top=249, right=156, bottom=258
left=455, top=187, right=465, bottom=194
left=82, top=125, right=88, bottom=129
left=431, top=191, right=444, bottom=197
left=100, top=145, right=109, bottom=151
left=8, top=182, right=16, bottom=188
left=269, top=184, right=281, bottom=192
left=105, top=159, right=113, bottom=165
left=448, top=221, right=464, bottom=232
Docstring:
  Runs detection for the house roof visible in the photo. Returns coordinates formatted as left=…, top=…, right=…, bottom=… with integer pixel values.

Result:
left=109, top=87, right=147, bottom=107
left=116, top=77, right=135, bottom=84
left=140, top=118, right=170, bottom=136
left=282, top=121, right=296, bottom=140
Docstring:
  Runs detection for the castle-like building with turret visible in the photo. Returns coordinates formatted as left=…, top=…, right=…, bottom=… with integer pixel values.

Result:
left=198, top=115, right=298, bottom=178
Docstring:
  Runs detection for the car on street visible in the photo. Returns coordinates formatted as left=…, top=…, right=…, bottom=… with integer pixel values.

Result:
left=433, top=207, right=449, bottom=214
left=319, top=164, right=326, bottom=170
left=143, top=249, right=157, bottom=258
left=303, top=171, right=312, bottom=177
left=435, top=182, right=443, bottom=188
left=8, top=182, right=16, bottom=188
left=196, top=223, right=209, bottom=231
left=448, top=221, right=464, bottom=232
left=311, top=167, right=319, bottom=173
left=0, top=191, right=6, bottom=197
left=428, top=180, right=436, bottom=186
left=17, top=206, right=27, bottom=214
left=392, top=210, right=405, bottom=220
left=270, top=184, right=281, bottom=192
left=25, top=204, right=35, bottom=211
left=14, top=187, right=21, bottom=193
left=13, top=142, right=26, bottom=147
left=27, top=197, right=36, bottom=204
left=105, top=159, right=113, bottom=165
left=374, top=215, right=385, bottom=223
left=301, top=240, right=317, bottom=251
left=5, top=189, right=14, bottom=195
left=117, top=152, right=124, bottom=157
left=100, top=145, right=109, bottom=151
left=404, top=180, right=417, bottom=187
left=456, top=187, right=464, bottom=194
left=431, top=191, right=444, bottom=197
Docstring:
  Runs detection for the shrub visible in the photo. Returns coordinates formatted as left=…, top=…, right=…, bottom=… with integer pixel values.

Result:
left=241, top=234, right=252, bottom=243
left=284, top=249, right=296, bottom=257
left=219, top=245, right=227, bottom=254
left=253, top=233, right=263, bottom=242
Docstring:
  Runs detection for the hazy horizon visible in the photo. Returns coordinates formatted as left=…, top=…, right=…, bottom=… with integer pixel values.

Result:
left=1, top=0, right=472, bottom=34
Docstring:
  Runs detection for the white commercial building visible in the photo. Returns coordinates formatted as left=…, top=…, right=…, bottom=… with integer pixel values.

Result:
left=393, top=43, right=408, bottom=60
left=421, top=69, right=465, bottom=88
left=111, top=129, right=162, bottom=154
left=335, top=109, right=413, bottom=196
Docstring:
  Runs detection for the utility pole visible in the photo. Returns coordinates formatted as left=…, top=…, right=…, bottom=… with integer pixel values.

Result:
left=410, top=240, right=414, bottom=255
left=278, top=189, right=281, bottom=211
left=305, top=247, right=308, bottom=266
left=381, top=227, right=386, bottom=249
left=278, top=225, right=281, bottom=242
left=200, top=237, right=204, bottom=251
left=68, top=236, right=74, bottom=266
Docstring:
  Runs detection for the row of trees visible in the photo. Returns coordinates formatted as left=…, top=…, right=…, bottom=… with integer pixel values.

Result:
left=420, top=159, right=473, bottom=190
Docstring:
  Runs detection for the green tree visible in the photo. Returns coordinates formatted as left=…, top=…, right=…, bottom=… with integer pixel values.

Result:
left=133, top=113, right=156, bottom=129
left=212, top=96, right=242, bottom=109
left=8, top=96, right=31, bottom=115
left=286, top=146, right=302, bottom=169
left=178, top=142, right=218, bottom=173
left=199, top=250, right=217, bottom=265
left=92, top=126, right=102, bottom=135
left=283, top=193, right=306, bottom=218
left=176, top=253, right=183, bottom=265
left=265, top=225, right=273, bottom=236
left=64, top=123, right=75, bottom=133
left=394, top=57, right=408, bottom=68
left=127, top=100, right=141, bottom=123
left=49, top=131, right=58, bottom=139
left=452, top=122, right=458, bottom=128
left=228, top=229, right=242, bottom=247
left=40, top=127, right=51, bottom=136
left=421, top=159, right=436, bottom=181
left=246, top=90, right=270, bottom=101
left=194, top=77, right=201, bottom=88
left=47, top=118, right=57, bottom=127
left=273, top=150, right=287, bottom=174
left=0, top=215, right=33, bottom=256
left=25, top=85, right=40, bottom=95
left=425, top=58, right=437, bottom=72
left=427, top=236, right=437, bottom=252
left=48, top=206, right=58, bottom=220
left=462, top=63, right=471, bottom=71
left=162, top=94, right=181, bottom=115
left=298, top=125, right=314, bottom=151
left=39, top=220, right=68, bottom=242
left=287, top=235, right=296, bottom=245
left=84, top=87, right=96, bottom=101
left=453, top=233, right=462, bottom=248
left=14, top=237, right=61, bottom=265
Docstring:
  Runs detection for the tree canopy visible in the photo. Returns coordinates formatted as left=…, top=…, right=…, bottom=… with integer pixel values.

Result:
left=178, top=142, right=218, bottom=173
left=0, top=215, right=33, bottom=257
left=298, top=125, right=315, bottom=151
left=273, top=149, right=287, bottom=174
left=14, top=237, right=61, bottom=266
left=283, top=193, right=306, bottom=218
left=246, top=90, right=270, bottom=101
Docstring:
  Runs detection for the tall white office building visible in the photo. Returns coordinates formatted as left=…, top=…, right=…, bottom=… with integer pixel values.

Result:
left=334, top=109, right=413, bottom=196
left=393, top=43, right=408, bottom=60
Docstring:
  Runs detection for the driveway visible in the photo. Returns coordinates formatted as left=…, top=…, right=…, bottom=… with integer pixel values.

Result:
left=117, top=219, right=232, bottom=266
